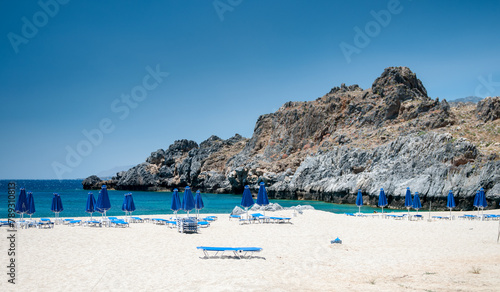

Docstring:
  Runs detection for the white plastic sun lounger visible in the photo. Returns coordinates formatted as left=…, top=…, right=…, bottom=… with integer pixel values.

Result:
left=196, top=246, right=262, bottom=259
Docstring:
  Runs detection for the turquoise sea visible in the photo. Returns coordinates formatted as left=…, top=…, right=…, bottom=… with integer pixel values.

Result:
left=0, top=180, right=384, bottom=218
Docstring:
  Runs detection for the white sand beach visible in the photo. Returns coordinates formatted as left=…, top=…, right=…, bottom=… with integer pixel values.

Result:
left=1, top=209, right=500, bottom=291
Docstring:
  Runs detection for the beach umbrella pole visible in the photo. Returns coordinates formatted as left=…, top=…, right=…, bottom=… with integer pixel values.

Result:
left=497, top=220, right=500, bottom=243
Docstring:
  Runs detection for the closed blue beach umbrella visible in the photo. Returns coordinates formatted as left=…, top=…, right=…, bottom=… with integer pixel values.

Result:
left=95, top=185, right=111, bottom=217
left=26, top=191, right=36, bottom=219
left=126, top=193, right=136, bottom=213
left=478, top=188, right=487, bottom=219
left=122, top=193, right=136, bottom=220
left=195, top=190, right=204, bottom=219
left=257, top=182, right=270, bottom=215
left=86, top=192, right=96, bottom=220
left=378, top=188, right=388, bottom=214
left=446, top=190, right=456, bottom=218
left=412, top=192, right=422, bottom=215
left=241, top=185, right=255, bottom=219
left=404, top=187, right=412, bottom=217
left=473, top=190, right=481, bottom=216
left=182, top=186, right=195, bottom=217
left=171, top=189, right=181, bottom=218
left=355, top=189, right=363, bottom=214
left=51, top=193, right=64, bottom=219
left=121, top=194, right=128, bottom=214
left=15, top=188, right=28, bottom=220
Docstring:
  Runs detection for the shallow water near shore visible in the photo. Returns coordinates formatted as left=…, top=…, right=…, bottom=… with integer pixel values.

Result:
left=1, top=179, right=391, bottom=218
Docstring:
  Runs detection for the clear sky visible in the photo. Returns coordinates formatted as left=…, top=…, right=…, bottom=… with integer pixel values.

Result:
left=1, top=0, right=499, bottom=179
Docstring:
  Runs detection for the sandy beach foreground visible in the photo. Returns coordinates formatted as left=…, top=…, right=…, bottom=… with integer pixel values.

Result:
left=1, top=209, right=500, bottom=292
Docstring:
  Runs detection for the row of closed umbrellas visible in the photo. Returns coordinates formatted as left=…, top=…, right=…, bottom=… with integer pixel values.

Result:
left=14, top=185, right=208, bottom=219
left=170, top=186, right=205, bottom=218
left=356, top=187, right=490, bottom=216
left=15, top=183, right=490, bottom=218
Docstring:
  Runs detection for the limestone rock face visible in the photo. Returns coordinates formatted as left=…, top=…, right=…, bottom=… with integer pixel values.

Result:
left=476, top=96, right=500, bottom=122
left=82, top=67, right=500, bottom=210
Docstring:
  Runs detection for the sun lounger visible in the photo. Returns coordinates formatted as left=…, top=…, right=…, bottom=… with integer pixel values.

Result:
left=203, top=217, right=215, bottom=221
left=84, top=220, right=102, bottom=227
left=63, top=219, right=75, bottom=225
left=196, top=246, right=262, bottom=259
left=239, top=218, right=254, bottom=225
left=412, top=215, right=423, bottom=220
left=68, top=220, right=81, bottom=226
left=229, top=215, right=241, bottom=220
left=432, top=216, right=451, bottom=220
left=250, top=213, right=270, bottom=223
left=151, top=218, right=169, bottom=225
left=37, top=218, right=54, bottom=229
left=484, top=214, right=500, bottom=220
left=110, top=219, right=129, bottom=228
left=0, top=220, right=12, bottom=227
left=198, top=221, right=210, bottom=228
left=205, top=216, right=218, bottom=221
left=130, top=217, right=144, bottom=223
left=386, top=214, right=405, bottom=220
left=459, top=214, right=477, bottom=220
left=269, top=217, right=292, bottom=224
left=166, top=220, right=177, bottom=228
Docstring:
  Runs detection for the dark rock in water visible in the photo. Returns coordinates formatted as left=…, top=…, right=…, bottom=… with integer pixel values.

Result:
left=82, top=67, right=500, bottom=210
left=82, top=175, right=101, bottom=190
left=476, top=96, right=500, bottom=122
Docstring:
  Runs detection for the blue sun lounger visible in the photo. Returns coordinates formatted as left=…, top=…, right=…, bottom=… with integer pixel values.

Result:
left=38, top=218, right=54, bottom=229
left=198, top=221, right=210, bottom=228
left=229, top=215, right=241, bottom=220
left=269, top=217, right=291, bottom=223
left=84, top=220, right=102, bottom=227
left=0, top=220, right=12, bottom=227
left=68, top=220, right=81, bottom=226
left=196, top=246, right=262, bottom=259
left=63, top=219, right=75, bottom=225
left=110, top=219, right=129, bottom=228
left=166, top=220, right=177, bottom=228
left=130, top=217, right=144, bottom=223
left=152, top=218, right=169, bottom=225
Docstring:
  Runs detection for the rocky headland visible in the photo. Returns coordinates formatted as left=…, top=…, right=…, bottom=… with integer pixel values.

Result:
left=83, top=67, right=500, bottom=210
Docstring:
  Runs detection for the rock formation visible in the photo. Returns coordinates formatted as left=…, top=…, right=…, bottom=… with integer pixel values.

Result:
left=83, top=67, right=500, bottom=210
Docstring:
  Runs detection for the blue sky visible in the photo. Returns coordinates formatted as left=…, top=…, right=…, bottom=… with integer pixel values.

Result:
left=1, top=0, right=499, bottom=179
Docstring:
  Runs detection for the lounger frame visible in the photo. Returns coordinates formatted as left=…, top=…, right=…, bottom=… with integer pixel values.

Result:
left=197, top=246, right=262, bottom=259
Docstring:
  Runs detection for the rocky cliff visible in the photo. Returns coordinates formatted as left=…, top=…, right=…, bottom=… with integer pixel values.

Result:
left=83, top=67, right=500, bottom=210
